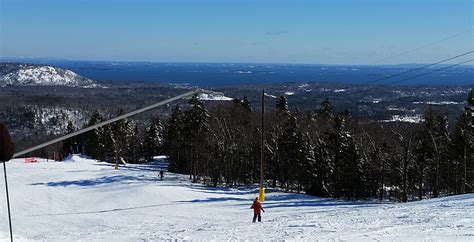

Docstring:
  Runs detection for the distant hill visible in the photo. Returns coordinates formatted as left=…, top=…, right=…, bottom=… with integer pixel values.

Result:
left=0, top=63, right=98, bottom=87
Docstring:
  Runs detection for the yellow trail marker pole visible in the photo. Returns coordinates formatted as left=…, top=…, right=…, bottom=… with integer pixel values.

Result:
left=259, top=89, right=265, bottom=202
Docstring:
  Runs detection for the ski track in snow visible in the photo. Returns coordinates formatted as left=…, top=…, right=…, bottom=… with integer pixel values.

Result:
left=0, top=155, right=473, bottom=241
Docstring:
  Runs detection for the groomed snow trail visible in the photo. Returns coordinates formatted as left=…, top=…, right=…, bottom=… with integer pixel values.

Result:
left=0, top=155, right=473, bottom=241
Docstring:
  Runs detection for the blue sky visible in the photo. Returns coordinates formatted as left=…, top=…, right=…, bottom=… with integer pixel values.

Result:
left=0, top=0, right=472, bottom=65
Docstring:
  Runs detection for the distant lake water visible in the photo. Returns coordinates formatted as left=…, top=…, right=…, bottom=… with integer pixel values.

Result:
left=10, top=61, right=474, bottom=87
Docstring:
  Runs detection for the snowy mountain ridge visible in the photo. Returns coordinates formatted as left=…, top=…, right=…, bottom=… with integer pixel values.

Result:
left=0, top=63, right=98, bottom=87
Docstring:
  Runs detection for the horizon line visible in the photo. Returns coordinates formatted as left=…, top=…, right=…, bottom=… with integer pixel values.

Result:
left=1, top=56, right=473, bottom=68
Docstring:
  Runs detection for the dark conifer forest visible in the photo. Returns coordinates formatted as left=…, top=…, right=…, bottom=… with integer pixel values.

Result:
left=77, top=89, right=474, bottom=202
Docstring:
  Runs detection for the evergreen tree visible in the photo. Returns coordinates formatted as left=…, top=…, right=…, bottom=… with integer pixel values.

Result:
left=91, top=109, right=133, bottom=163
left=183, top=95, right=210, bottom=182
left=229, top=96, right=254, bottom=184
left=391, top=122, right=417, bottom=202
left=164, top=105, right=186, bottom=172
left=265, top=95, right=290, bottom=187
left=277, top=114, right=298, bottom=188
left=376, top=141, right=392, bottom=200
left=324, top=112, right=365, bottom=198
left=449, top=92, right=474, bottom=194
left=232, top=98, right=241, bottom=106
left=242, top=96, right=253, bottom=113
left=413, top=107, right=436, bottom=199
left=413, top=133, right=428, bottom=200
left=276, top=95, right=289, bottom=114
left=144, top=116, right=164, bottom=161
left=61, top=121, right=77, bottom=157
left=306, top=135, right=330, bottom=197
left=468, top=89, right=474, bottom=106
left=126, top=123, right=144, bottom=163
left=99, top=124, right=116, bottom=162
left=416, top=107, right=450, bottom=198
left=278, top=114, right=314, bottom=191
left=111, top=109, right=133, bottom=163
left=318, top=98, right=333, bottom=119
left=83, top=110, right=104, bottom=159
left=434, top=113, right=450, bottom=196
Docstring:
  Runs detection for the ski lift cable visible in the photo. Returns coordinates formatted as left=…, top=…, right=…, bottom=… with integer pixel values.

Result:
left=255, top=52, right=473, bottom=101
left=12, top=88, right=222, bottom=158
left=353, top=58, right=473, bottom=119
left=385, top=58, right=474, bottom=85
left=362, top=50, right=474, bottom=85
left=357, top=58, right=474, bottom=95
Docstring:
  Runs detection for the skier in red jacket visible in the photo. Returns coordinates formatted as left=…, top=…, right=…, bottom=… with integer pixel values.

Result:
left=250, top=197, right=265, bottom=222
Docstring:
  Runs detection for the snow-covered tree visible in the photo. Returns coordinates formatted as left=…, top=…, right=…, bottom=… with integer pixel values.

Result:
left=276, top=95, right=289, bottom=114
left=164, top=105, right=186, bottom=172
left=183, top=95, right=210, bottom=182
left=449, top=91, right=474, bottom=194
left=318, top=98, right=333, bottom=119
left=144, top=116, right=164, bottom=162
left=61, top=121, right=77, bottom=157
left=324, top=112, right=366, bottom=198
left=278, top=114, right=314, bottom=191
left=126, top=123, right=144, bottom=163
left=83, top=110, right=104, bottom=159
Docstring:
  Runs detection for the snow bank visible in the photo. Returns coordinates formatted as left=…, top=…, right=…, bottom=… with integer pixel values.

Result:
left=413, top=101, right=462, bottom=105
left=198, top=93, right=233, bottom=101
left=63, top=154, right=93, bottom=162
left=380, top=114, right=424, bottom=123
left=152, top=155, right=168, bottom=160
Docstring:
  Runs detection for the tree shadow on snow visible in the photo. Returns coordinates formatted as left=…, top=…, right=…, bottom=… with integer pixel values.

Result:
left=262, top=193, right=389, bottom=209
left=29, top=174, right=157, bottom=187
left=91, top=163, right=164, bottom=173
left=30, top=203, right=173, bottom=217
left=185, top=185, right=259, bottom=196
left=177, top=197, right=248, bottom=203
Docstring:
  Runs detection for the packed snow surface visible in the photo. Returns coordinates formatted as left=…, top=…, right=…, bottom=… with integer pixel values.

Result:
left=1, top=155, right=473, bottom=241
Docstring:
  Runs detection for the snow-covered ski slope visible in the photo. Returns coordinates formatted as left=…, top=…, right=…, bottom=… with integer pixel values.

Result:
left=1, top=155, right=473, bottom=241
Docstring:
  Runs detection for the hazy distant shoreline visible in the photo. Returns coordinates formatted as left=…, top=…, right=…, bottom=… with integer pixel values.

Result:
left=1, top=59, right=472, bottom=87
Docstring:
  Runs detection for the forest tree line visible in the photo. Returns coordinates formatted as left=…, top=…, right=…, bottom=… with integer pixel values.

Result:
left=67, top=89, right=474, bottom=202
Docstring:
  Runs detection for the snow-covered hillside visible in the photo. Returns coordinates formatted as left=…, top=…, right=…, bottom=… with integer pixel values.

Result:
left=0, top=63, right=98, bottom=87
left=31, top=106, right=88, bottom=135
left=0, top=156, right=472, bottom=240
